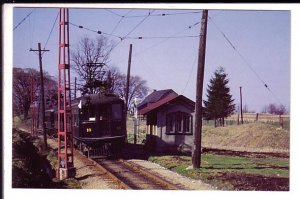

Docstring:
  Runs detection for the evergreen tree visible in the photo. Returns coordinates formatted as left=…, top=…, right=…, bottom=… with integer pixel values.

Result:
left=203, top=67, right=235, bottom=127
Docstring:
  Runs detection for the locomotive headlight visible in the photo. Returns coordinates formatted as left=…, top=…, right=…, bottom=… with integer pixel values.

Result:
left=86, top=128, right=92, bottom=133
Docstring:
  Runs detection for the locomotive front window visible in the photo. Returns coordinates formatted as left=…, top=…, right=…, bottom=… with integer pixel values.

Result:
left=81, top=105, right=96, bottom=121
left=112, top=104, right=122, bottom=120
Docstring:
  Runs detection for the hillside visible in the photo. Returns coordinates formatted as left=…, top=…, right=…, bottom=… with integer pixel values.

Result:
left=202, top=123, right=289, bottom=154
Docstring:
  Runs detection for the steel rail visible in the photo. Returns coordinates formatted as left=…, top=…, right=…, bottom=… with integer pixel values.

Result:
left=74, top=150, right=131, bottom=189
left=119, top=159, right=182, bottom=190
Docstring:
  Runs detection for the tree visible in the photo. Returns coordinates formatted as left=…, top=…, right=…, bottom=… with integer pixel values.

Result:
left=114, top=74, right=149, bottom=111
left=71, top=35, right=114, bottom=94
left=203, top=67, right=235, bottom=127
left=263, top=103, right=287, bottom=115
left=13, top=67, right=57, bottom=120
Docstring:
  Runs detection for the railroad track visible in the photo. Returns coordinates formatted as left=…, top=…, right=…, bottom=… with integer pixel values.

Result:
left=95, top=158, right=183, bottom=190
left=75, top=150, right=182, bottom=190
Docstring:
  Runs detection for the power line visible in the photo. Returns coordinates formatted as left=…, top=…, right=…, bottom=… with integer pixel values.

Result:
left=208, top=16, right=285, bottom=107
left=13, top=8, right=36, bottom=31
left=105, top=9, right=123, bottom=17
left=111, top=9, right=155, bottom=51
left=181, top=53, right=198, bottom=94
left=123, top=10, right=202, bottom=18
left=70, top=21, right=199, bottom=40
left=110, top=9, right=133, bottom=35
left=43, top=11, right=59, bottom=52
left=69, top=22, right=123, bottom=39
left=132, top=20, right=201, bottom=58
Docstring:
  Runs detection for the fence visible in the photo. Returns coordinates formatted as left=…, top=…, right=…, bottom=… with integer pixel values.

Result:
left=204, top=113, right=290, bottom=129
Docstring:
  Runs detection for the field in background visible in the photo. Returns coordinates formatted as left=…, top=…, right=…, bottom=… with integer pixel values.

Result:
left=223, top=113, right=290, bottom=130
left=202, top=123, right=289, bottom=154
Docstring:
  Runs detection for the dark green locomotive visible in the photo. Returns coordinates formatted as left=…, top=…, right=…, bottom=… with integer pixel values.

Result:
left=46, top=93, right=126, bottom=158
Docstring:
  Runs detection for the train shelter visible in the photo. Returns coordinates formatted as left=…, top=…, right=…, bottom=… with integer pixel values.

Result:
left=139, top=95, right=195, bottom=154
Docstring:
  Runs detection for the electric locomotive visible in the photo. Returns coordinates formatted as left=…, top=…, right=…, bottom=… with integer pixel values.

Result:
left=45, top=92, right=127, bottom=158
left=73, top=93, right=126, bottom=158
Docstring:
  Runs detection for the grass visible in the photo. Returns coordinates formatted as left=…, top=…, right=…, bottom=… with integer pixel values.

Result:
left=149, top=152, right=289, bottom=191
left=148, top=122, right=289, bottom=190
left=202, top=123, right=289, bottom=154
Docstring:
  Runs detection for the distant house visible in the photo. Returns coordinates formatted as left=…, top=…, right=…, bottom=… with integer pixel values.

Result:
left=137, top=89, right=178, bottom=111
left=139, top=94, right=195, bottom=154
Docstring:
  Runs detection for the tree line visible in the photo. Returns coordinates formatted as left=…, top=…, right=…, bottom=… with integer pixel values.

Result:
left=13, top=35, right=149, bottom=121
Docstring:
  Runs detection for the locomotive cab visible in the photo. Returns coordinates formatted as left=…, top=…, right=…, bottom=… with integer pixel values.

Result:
left=72, top=93, right=126, bottom=157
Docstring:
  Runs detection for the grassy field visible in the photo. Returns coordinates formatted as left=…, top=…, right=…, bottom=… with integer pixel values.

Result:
left=149, top=151, right=289, bottom=191
left=202, top=123, right=289, bottom=154
left=149, top=122, right=289, bottom=191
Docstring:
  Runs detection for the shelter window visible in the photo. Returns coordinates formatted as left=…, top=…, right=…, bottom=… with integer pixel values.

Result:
left=166, top=112, right=193, bottom=135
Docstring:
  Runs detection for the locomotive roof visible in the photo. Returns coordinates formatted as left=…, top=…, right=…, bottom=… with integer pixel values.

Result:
left=72, top=93, right=123, bottom=107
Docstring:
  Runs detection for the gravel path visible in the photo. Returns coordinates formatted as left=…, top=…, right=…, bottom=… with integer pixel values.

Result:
left=128, top=159, right=214, bottom=190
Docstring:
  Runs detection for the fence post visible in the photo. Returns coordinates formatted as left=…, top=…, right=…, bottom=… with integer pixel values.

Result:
left=279, top=115, right=283, bottom=128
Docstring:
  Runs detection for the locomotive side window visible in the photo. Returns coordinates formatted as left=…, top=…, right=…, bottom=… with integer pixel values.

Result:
left=112, top=104, right=122, bottom=120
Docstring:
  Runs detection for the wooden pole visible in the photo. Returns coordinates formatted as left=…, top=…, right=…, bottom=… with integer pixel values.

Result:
left=30, top=43, right=49, bottom=149
left=240, top=86, right=244, bottom=124
left=192, top=10, right=208, bottom=169
left=125, top=44, right=133, bottom=113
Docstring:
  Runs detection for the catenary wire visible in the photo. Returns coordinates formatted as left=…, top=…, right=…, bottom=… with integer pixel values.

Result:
left=110, top=9, right=133, bottom=35
left=13, top=8, right=36, bottom=31
left=181, top=53, right=198, bottom=94
left=208, top=16, right=285, bottom=107
left=110, top=9, right=155, bottom=52
left=43, top=11, right=59, bottom=53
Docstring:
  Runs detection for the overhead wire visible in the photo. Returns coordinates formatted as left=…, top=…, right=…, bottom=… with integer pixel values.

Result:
left=110, top=9, right=133, bottom=35
left=208, top=15, right=285, bottom=107
left=108, top=9, right=155, bottom=52
left=132, top=20, right=201, bottom=58
left=69, top=21, right=123, bottom=40
left=13, top=8, right=36, bottom=31
left=181, top=53, right=198, bottom=95
left=105, top=10, right=201, bottom=19
left=43, top=11, right=59, bottom=54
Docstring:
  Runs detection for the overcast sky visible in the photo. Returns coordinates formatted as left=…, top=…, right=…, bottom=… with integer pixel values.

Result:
left=12, top=6, right=290, bottom=112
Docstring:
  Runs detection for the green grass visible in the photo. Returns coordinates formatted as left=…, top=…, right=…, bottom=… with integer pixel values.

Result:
left=149, top=152, right=289, bottom=190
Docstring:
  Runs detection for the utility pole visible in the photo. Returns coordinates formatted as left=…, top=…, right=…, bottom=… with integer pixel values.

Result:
left=125, top=44, right=133, bottom=113
left=74, top=77, right=77, bottom=99
left=192, top=10, right=208, bottom=169
left=240, top=86, right=244, bottom=124
left=30, top=42, right=49, bottom=149
left=125, top=44, right=132, bottom=142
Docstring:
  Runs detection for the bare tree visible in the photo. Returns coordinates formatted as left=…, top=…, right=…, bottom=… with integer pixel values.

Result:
left=114, top=75, right=149, bottom=111
left=13, top=67, right=57, bottom=120
left=71, top=35, right=114, bottom=94
left=263, top=103, right=288, bottom=115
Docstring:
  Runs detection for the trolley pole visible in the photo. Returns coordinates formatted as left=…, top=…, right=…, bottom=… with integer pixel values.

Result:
left=192, top=10, right=208, bottom=169
left=240, top=86, right=244, bottom=124
left=30, top=43, right=49, bottom=150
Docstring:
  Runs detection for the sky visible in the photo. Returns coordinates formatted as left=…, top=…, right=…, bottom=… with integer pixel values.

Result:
left=4, top=3, right=300, bottom=199
left=12, top=6, right=290, bottom=113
